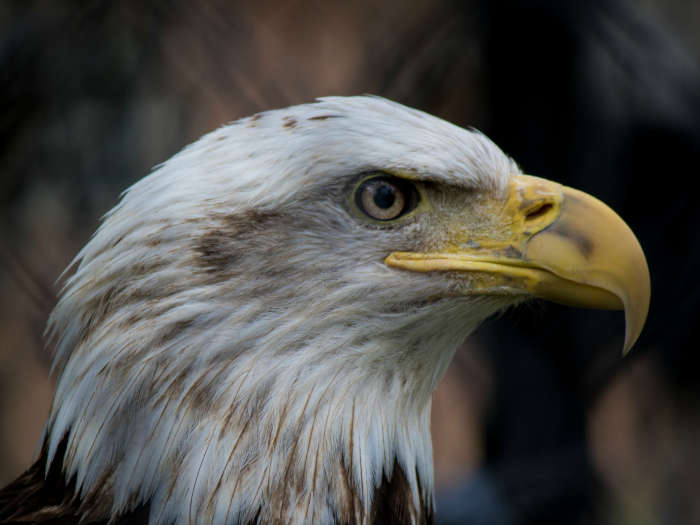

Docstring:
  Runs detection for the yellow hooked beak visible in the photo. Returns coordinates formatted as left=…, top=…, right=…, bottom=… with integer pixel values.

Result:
left=385, top=174, right=650, bottom=354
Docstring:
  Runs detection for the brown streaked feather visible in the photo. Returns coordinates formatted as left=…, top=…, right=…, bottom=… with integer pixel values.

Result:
left=370, top=461, right=433, bottom=525
left=1, top=438, right=430, bottom=524
left=0, top=434, right=150, bottom=524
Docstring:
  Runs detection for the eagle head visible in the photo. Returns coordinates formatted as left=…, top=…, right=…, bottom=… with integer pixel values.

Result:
left=30, top=97, right=648, bottom=524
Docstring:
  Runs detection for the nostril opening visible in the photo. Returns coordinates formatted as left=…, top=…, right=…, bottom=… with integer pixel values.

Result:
left=525, top=203, right=553, bottom=221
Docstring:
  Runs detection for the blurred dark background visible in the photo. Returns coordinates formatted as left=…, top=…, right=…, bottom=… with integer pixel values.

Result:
left=1, top=1, right=699, bottom=524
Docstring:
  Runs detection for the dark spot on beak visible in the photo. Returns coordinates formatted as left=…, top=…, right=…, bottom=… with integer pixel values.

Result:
left=555, top=193, right=598, bottom=259
left=551, top=222, right=594, bottom=259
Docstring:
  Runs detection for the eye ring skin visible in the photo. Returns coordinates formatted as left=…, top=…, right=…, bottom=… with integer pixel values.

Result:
left=349, top=172, right=424, bottom=225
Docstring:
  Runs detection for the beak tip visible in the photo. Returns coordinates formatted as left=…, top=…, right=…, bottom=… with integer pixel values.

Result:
left=621, top=284, right=650, bottom=356
left=622, top=337, right=634, bottom=356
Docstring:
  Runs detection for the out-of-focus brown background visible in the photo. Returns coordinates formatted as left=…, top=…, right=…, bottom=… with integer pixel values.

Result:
left=1, top=1, right=699, bottom=523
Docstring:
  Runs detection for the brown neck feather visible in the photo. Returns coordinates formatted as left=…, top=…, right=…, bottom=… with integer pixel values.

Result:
left=1, top=435, right=433, bottom=524
left=369, top=460, right=433, bottom=525
left=0, top=434, right=149, bottom=524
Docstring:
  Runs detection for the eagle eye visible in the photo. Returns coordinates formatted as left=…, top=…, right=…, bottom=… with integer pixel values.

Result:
left=354, top=175, right=419, bottom=221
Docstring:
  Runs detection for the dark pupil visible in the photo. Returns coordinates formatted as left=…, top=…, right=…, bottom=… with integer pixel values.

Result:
left=373, top=184, right=395, bottom=209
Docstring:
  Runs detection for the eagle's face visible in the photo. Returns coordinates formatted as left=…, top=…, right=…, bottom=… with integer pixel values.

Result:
left=42, top=97, right=648, bottom=524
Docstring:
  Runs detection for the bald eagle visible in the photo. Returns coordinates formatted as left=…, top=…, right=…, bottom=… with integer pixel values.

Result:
left=0, top=97, right=649, bottom=524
